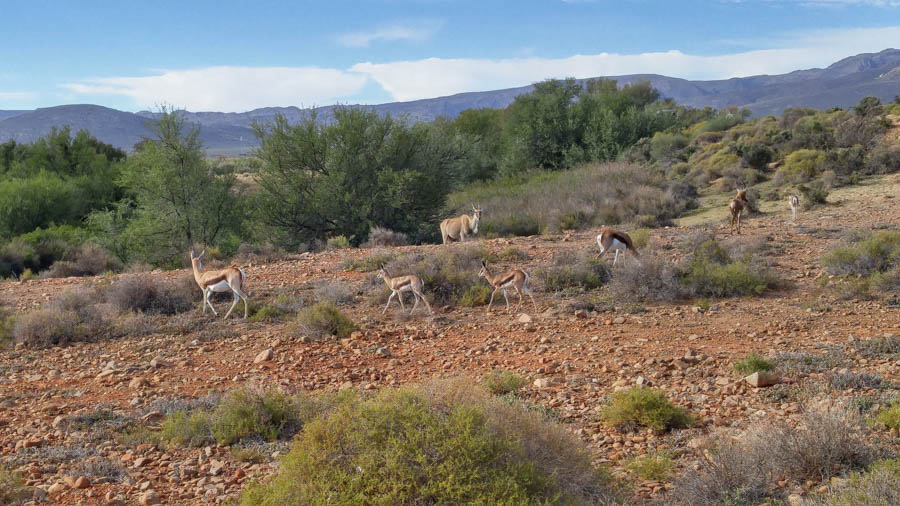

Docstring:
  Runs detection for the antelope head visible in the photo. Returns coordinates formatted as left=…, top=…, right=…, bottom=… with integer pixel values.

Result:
left=478, top=260, right=488, bottom=279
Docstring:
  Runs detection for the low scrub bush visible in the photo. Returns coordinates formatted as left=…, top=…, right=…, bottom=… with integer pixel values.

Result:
left=823, top=230, right=900, bottom=299
left=342, top=249, right=397, bottom=272
left=599, top=387, right=692, bottom=432
left=876, top=401, right=900, bottom=431
left=537, top=251, right=609, bottom=293
left=325, top=235, right=350, bottom=250
left=773, top=347, right=847, bottom=374
left=625, top=452, right=675, bottom=481
left=104, top=274, right=195, bottom=315
left=313, top=281, right=354, bottom=305
left=233, top=242, right=290, bottom=264
left=608, top=253, right=681, bottom=302
left=382, top=244, right=488, bottom=306
left=811, top=459, right=900, bottom=506
left=364, top=226, right=408, bottom=247
left=458, top=284, right=492, bottom=307
left=42, top=243, right=121, bottom=278
left=248, top=293, right=301, bottom=323
left=0, top=465, right=29, bottom=504
left=13, top=287, right=116, bottom=348
left=854, top=335, right=900, bottom=357
left=798, top=180, right=830, bottom=209
left=497, top=245, right=530, bottom=261
left=671, top=407, right=874, bottom=505
left=482, top=370, right=529, bottom=396
left=733, top=352, right=775, bottom=375
left=679, top=239, right=778, bottom=298
left=239, top=378, right=621, bottom=505
left=825, top=371, right=886, bottom=390
left=294, top=302, right=357, bottom=339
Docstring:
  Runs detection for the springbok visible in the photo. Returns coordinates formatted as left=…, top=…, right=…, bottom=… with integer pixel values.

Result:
left=377, top=266, right=432, bottom=315
left=440, top=205, right=482, bottom=244
left=189, top=249, right=249, bottom=319
left=729, top=189, right=749, bottom=235
left=789, top=194, right=799, bottom=221
left=597, top=227, right=639, bottom=266
left=479, top=260, right=537, bottom=314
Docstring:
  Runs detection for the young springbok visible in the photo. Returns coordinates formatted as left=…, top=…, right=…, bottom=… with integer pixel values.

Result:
left=479, top=260, right=537, bottom=314
left=729, top=189, right=749, bottom=235
left=377, top=266, right=432, bottom=315
left=596, top=227, right=639, bottom=266
left=440, top=205, right=482, bottom=244
left=190, top=249, right=249, bottom=319
left=789, top=194, right=799, bottom=221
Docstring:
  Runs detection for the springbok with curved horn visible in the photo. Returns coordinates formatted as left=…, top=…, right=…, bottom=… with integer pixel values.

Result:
left=479, top=260, right=537, bottom=314
left=729, top=189, right=749, bottom=235
left=377, top=265, right=432, bottom=315
left=190, top=249, right=249, bottom=319
left=440, top=205, right=482, bottom=244
left=597, top=227, right=639, bottom=266
left=789, top=194, right=799, bottom=221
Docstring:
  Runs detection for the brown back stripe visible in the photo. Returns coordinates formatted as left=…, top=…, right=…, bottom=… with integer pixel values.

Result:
left=202, top=274, right=227, bottom=288
left=394, top=279, right=412, bottom=289
left=496, top=273, right=517, bottom=286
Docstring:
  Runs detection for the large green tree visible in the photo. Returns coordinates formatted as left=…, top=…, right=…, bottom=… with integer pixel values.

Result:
left=116, top=109, right=240, bottom=265
left=254, top=106, right=463, bottom=246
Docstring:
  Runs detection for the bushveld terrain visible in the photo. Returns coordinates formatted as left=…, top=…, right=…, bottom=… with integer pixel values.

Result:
left=2, top=170, right=900, bottom=504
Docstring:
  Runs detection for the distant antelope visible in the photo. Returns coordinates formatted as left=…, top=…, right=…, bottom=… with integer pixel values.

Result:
left=479, top=260, right=537, bottom=314
left=440, top=205, right=482, bottom=244
left=596, top=227, right=639, bottom=266
left=729, top=189, right=749, bottom=235
left=789, top=194, right=799, bottom=221
left=377, top=265, right=432, bottom=315
left=190, top=249, right=249, bottom=319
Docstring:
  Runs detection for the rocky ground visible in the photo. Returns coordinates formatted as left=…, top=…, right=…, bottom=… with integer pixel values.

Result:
left=2, top=174, right=900, bottom=505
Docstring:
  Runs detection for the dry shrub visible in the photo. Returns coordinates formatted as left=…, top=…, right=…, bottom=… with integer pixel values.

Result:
left=233, top=242, right=290, bottom=264
left=42, top=243, right=121, bottom=278
left=313, top=281, right=354, bottom=305
left=13, top=287, right=115, bottom=348
left=104, top=274, right=195, bottom=315
left=537, top=250, right=609, bottom=293
left=669, top=406, right=875, bottom=505
left=293, top=302, right=357, bottom=339
left=608, top=252, right=681, bottom=302
left=364, top=226, right=408, bottom=247
left=382, top=244, right=487, bottom=305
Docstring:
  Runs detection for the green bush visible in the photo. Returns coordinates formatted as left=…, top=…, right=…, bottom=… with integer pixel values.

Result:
left=537, top=252, right=609, bottom=293
left=325, top=235, right=350, bottom=250
left=625, top=453, right=675, bottom=481
left=160, top=410, right=215, bottom=448
left=815, top=459, right=900, bottom=505
left=876, top=402, right=900, bottom=431
left=497, top=245, right=530, bottom=261
left=600, top=387, right=692, bottom=431
left=383, top=244, right=488, bottom=306
left=798, top=180, right=830, bottom=209
left=679, top=240, right=778, bottom=298
left=733, top=352, right=775, bottom=375
left=342, top=249, right=397, bottom=272
left=458, top=284, right=492, bottom=307
left=482, top=370, right=529, bottom=396
left=823, top=231, right=900, bottom=277
left=239, top=378, right=620, bottom=505
left=0, top=464, right=29, bottom=504
left=294, top=302, right=357, bottom=339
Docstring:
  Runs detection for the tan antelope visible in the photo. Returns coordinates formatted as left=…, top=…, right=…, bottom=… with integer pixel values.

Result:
left=789, top=194, right=800, bottom=221
left=729, top=189, right=749, bottom=235
left=377, top=265, right=432, bottom=315
left=190, top=249, right=249, bottom=319
left=596, top=227, right=639, bottom=266
left=440, top=205, right=482, bottom=244
left=479, top=260, right=537, bottom=314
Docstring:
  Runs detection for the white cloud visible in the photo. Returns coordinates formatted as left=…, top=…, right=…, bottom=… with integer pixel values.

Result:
left=351, top=25, right=900, bottom=101
left=62, top=66, right=368, bottom=111
left=337, top=20, right=442, bottom=48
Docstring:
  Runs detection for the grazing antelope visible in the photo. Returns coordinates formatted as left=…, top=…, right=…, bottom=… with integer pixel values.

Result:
left=190, top=249, right=249, bottom=319
left=789, top=194, right=799, bottom=221
left=440, top=205, right=482, bottom=244
left=478, top=260, right=537, bottom=314
left=728, top=189, right=749, bottom=235
left=596, top=227, right=639, bottom=266
left=377, top=265, right=432, bottom=315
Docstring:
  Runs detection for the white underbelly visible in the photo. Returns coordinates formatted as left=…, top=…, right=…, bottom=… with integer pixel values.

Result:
left=209, top=280, right=232, bottom=292
left=598, top=236, right=627, bottom=253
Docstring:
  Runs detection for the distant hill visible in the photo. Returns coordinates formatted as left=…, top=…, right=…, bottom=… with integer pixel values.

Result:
left=2, top=49, right=899, bottom=155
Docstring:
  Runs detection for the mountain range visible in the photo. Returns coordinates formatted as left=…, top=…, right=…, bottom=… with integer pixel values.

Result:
left=2, top=49, right=899, bottom=155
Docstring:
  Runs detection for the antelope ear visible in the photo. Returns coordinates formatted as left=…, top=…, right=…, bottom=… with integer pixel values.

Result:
left=199, top=249, right=206, bottom=258
left=189, top=250, right=195, bottom=259
left=481, top=260, right=487, bottom=267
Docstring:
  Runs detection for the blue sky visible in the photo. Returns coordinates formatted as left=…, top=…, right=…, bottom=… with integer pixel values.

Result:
left=1, top=0, right=898, bottom=112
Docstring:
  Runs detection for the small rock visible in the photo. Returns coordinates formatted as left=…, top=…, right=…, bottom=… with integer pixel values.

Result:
left=574, top=310, right=587, bottom=319
left=533, top=378, right=553, bottom=388
left=22, top=437, right=42, bottom=449
left=138, top=491, right=160, bottom=505
left=517, top=313, right=533, bottom=323
left=254, top=348, right=274, bottom=363
left=33, top=487, right=49, bottom=501
left=613, top=316, right=626, bottom=324
left=745, top=371, right=780, bottom=388
left=787, top=494, right=804, bottom=506
left=209, top=459, right=224, bottom=476
left=74, top=476, right=91, bottom=489
left=150, top=357, right=172, bottom=368
left=133, top=456, right=151, bottom=468
left=339, top=381, right=354, bottom=391
left=634, top=376, right=651, bottom=386
left=376, top=347, right=391, bottom=357
left=141, top=411, right=164, bottom=424
left=129, top=377, right=150, bottom=389
left=48, top=482, right=66, bottom=495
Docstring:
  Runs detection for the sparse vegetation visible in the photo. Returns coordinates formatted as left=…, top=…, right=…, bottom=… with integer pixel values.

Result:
left=600, top=387, right=692, bottom=432
left=538, top=250, right=610, bottom=293
left=293, top=301, right=357, bottom=339
left=325, top=235, right=350, bottom=250
left=625, top=452, right=675, bottom=481
left=240, top=378, right=621, bottom=505
left=733, top=352, right=775, bottom=376
left=482, top=370, right=529, bottom=396
left=104, top=274, right=195, bottom=315
left=313, top=280, right=354, bottom=305
left=0, top=465, right=29, bottom=504
left=810, top=459, right=900, bottom=505
left=854, top=335, right=900, bottom=357
left=382, top=244, right=489, bottom=306
left=876, top=401, right=900, bottom=431
left=823, top=230, right=900, bottom=299
left=364, top=226, right=408, bottom=247
left=42, top=242, right=121, bottom=278
left=342, top=249, right=397, bottom=272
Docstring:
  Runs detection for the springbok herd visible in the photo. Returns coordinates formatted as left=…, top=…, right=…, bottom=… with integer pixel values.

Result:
left=192, top=192, right=801, bottom=319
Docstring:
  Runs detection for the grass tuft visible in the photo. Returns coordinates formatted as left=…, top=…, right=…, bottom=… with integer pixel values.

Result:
left=600, top=387, right=692, bottom=432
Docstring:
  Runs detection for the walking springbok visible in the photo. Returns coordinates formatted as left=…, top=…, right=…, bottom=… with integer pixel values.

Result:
left=789, top=194, right=800, bottom=221
left=377, top=265, right=432, bottom=315
left=190, top=249, right=249, bottom=319
left=440, top=205, right=482, bottom=244
left=729, top=189, right=749, bottom=235
left=597, top=227, right=640, bottom=266
left=479, top=260, right=537, bottom=314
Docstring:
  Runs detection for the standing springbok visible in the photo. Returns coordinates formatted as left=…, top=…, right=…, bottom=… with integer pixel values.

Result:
left=378, top=265, right=432, bottom=315
left=479, top=260, right=537, bottom=314
left=597, top=227, right=639, bottom=266
left=190, top=249, right=249, bottom=319
left=789, top=194, right=800, bottom=221
left=440, top=205, right=482, bottom=244
left=729, top=189, right=749, bottom=235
